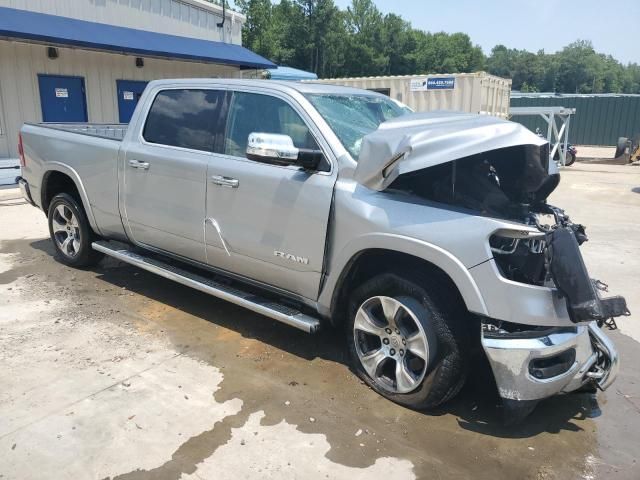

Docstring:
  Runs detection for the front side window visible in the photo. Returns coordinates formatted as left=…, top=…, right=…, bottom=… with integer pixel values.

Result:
left=143, top=89, right=225, bottom=152
left=305, top=94, right=408, bottom=160
left=224, top=92, right=318, bottom=158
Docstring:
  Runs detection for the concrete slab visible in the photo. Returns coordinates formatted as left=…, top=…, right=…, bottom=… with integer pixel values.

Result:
left=575, top=146, right=616, bottom=159
left=550, top=162, right=640, bottom=342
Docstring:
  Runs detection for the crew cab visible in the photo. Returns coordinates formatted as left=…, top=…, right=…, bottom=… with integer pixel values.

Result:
left=18, top=79, right=629, bottom=420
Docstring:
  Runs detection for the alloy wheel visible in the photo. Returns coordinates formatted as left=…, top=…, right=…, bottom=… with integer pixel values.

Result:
left=51, top=204, right=81, bottom=258
left=353, top=296, right=431, bottom=394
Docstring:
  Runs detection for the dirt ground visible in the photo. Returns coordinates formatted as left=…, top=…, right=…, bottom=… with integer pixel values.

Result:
left=1, top=162, right=639, bottom=480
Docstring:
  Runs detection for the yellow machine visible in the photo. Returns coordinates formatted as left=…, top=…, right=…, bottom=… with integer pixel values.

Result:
left=615, top=135, right=640, bottom=163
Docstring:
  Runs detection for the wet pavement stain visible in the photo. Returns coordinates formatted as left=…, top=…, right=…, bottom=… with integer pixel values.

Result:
left=109, top=407, right=248, bottom=480
left=92, top=258, right=611, bottom=479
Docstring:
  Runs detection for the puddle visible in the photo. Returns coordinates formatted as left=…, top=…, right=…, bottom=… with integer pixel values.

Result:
left=181, top=410, right=415, bottom=479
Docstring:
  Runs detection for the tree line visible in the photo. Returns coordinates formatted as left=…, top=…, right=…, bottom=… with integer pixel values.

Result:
left=234, top=0, right=640, bottom=94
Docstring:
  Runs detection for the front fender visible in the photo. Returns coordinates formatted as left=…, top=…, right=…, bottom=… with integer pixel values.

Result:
left=317, top=233, right=488, bottom=317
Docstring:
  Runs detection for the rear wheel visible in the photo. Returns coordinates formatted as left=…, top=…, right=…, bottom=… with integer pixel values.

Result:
left=48, top=193, right=103, bottom=267
left=347, top=273, right=468, bottom=409
left=565, top=152, right=576, bottom=166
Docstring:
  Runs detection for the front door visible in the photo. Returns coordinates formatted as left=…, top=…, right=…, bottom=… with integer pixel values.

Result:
left=116, top=80, right=148, bottom=123
left=205, top=91, right=335, bottom=300
left=37, top=75, right=88, bottom=122
left=122, top=87, right=226, bottom=263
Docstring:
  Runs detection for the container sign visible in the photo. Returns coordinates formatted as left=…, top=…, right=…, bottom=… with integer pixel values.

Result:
left=55, top=88, right=69, bottom=98
left=410, top=79, right=428, bottom=91
left=410, top=77, right=456, bottom=91
left=123, top=91, right=134, bottom=101
left=427, top=77, right=455, bottom=90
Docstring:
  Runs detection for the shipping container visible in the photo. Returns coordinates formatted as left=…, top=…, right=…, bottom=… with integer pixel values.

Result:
left=307, top=72, right=512, bottom=117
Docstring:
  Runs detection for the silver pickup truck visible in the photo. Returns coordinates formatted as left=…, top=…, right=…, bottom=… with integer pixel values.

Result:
left=18, top=79, right=629, bottom=420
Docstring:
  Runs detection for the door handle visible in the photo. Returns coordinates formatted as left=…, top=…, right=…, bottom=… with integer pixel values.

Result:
left=128, top=159, right=150, bottom=170
left=210, top=175, right=239, bottom=188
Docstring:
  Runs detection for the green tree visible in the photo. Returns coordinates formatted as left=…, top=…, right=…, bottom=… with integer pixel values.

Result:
left=381, top=13, right=417, bottom=75
left=297, top=0, right=344, bottom=76
left=236, top=0, right=640, bottom=92
left=341, top=0, right=388, bottom=76
left=235, top=0, right=274, bottom=57
left=410, top=32, right=484, bottom=74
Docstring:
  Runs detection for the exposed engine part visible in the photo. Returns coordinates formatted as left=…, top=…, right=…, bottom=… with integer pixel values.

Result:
left=389, top=144, right=555, bottom=221
left=388, top=144, right=630, bottom=325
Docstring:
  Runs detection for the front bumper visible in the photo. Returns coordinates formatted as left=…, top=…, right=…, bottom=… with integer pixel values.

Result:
left=18, top=177, right=35, bottom=206
left=481, top=321, right=618, bottom=402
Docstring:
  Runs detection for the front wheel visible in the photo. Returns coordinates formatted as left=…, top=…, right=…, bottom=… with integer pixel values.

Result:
left=48, top=193, right=103, bottom=267
left=347, top=273, right=468, bottom=410
left=565, top=152, right=576, bottom=166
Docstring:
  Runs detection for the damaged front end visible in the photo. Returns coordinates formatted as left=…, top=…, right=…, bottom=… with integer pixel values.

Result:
left=358, top=112, right=630, bottom=419
left=481, top=209, right=629, bottom=421
left=394, top=148, right=630, bottom=415
left=481, top=320, right=620, bottom=422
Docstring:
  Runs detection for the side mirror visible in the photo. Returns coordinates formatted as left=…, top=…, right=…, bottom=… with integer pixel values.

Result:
left=246, top=132, right=324, bottom=170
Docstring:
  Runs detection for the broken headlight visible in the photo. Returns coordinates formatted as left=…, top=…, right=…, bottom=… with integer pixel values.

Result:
left=490, top=230, right=548, bottom=286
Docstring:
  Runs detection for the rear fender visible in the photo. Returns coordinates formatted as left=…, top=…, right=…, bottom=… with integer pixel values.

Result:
left=42, top=163, right=102, bottom=235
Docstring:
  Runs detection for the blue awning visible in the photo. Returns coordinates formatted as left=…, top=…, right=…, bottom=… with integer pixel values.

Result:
left=267, top=66, right=318, bottom=81
left=0, top=6, right=275, bottom=69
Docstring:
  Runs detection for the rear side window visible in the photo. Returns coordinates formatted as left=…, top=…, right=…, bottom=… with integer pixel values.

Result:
left=224, top=92, right=318, bottom=158
left=143, top=89, right=225, bottom=152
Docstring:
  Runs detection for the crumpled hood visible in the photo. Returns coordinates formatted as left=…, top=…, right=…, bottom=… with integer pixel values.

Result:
left=354, top=111, right=548, bottom=191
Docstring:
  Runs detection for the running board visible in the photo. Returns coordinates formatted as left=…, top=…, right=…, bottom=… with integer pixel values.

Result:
left=92, top=241, right=321, bottom=333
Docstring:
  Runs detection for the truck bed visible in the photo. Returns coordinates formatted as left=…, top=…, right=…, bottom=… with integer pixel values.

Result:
left=20, top=121, right=126, bottom=238
left=28, top=123, right=128, bottom=141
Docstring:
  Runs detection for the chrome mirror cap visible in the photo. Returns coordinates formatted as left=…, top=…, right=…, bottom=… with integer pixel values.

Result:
left=246, top=132, right=299, bottom=164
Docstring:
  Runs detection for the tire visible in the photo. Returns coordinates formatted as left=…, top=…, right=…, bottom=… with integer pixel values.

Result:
left=565, top=152, right=576, bottom=166
left=615, top=137, right=628, bottom=159
left=47, top=193, right=103, bottom=267
left=346, top=273, right=468, bottom=410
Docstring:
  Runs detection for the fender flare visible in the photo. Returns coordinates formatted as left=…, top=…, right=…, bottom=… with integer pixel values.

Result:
left=41, top=162, right=102, bottom=235
left=318, top=233, right=488, bottom=317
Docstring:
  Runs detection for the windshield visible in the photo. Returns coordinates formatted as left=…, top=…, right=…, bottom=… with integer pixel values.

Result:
left=305, top=93, right=408, bottom=159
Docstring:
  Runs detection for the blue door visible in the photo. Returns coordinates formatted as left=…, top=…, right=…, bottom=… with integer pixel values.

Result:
left=38, top=75, right=88, bottom=122
left=116, top=80, right=148, bottom=123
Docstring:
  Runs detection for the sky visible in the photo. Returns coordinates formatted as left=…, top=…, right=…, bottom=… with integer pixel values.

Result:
left=329, top=0, right=640, bottom=64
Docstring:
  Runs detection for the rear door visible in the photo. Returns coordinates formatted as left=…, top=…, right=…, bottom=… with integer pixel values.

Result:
left=121, top=88, right=226, bottom=263
left=116, top=80, right=149, bottom=123
left=204, top=90, right=336, bottom=300
left=37, top=75, right=88, bottom=122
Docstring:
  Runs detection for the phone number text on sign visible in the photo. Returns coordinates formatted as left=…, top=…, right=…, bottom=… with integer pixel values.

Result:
left=410, top=77, right=456, bottom=91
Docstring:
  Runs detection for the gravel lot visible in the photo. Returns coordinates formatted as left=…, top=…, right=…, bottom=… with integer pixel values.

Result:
left=1, top=162, right=639, bottom=479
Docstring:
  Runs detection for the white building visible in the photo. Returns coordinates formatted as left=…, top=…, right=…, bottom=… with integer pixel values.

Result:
left=0, top=0, right=274, bottom=167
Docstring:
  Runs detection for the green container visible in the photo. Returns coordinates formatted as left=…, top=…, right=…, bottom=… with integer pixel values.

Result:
left=510, top=94, right=640, bottom=146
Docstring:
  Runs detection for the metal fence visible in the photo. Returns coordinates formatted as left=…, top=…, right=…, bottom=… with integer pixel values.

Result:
left=510, top=94, right=640, bottom=146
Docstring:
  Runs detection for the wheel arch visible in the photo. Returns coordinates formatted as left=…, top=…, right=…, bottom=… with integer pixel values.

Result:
left=320, top=236, right=488, bottom=326
left=41, top=165, right=101, bottom=235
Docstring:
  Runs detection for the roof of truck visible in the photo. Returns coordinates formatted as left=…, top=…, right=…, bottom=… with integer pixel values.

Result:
left=146, top=78, right=382, bottom=96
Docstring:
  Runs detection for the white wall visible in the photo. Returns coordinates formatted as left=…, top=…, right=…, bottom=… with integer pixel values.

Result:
left=0, top=0, right=245, bottom=45
left=0, top=40, right=241, bottom=158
